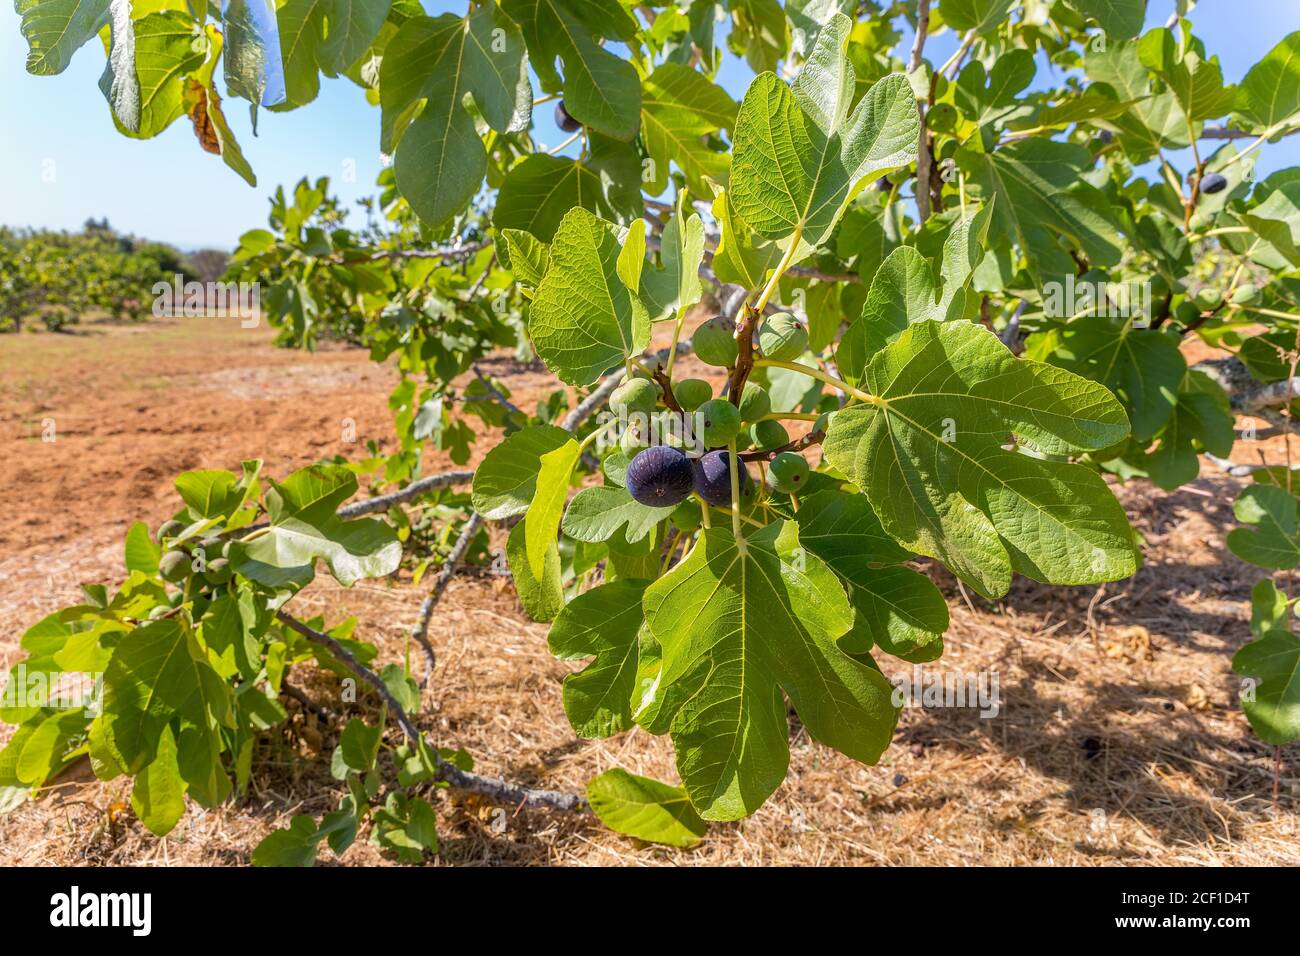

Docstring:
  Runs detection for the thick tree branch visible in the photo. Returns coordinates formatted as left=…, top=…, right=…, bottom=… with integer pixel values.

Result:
left=1192, top=357, right=1300, bottom=413
left=276, top=611, right=588, bottom=812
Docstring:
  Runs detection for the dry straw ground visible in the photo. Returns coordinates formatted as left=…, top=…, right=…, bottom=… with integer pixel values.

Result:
left=1, top=317, right=1296, bottom=866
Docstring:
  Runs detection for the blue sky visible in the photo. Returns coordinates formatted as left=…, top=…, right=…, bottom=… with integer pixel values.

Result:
left=1, top=1, right=1295, bottom=250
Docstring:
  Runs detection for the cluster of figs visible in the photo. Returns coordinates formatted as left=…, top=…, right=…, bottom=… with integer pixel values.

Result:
left=618, top=311, right=815, bottom=513
left=147, top=520, right=234, bottom=615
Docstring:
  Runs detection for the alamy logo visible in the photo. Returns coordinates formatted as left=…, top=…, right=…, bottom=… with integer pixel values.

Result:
left=1, top=665, right=102, bottom=716
left=1043, top=273, right=1152, bottom=326
left=152, top=273, right=260, bottom=327
left=49, top=886, right=152, bottom=936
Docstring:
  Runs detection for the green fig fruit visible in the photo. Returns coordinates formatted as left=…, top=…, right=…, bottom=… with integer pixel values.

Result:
left=696, top=398, right=742, bottom=447
left=610, top=377, right=660, bottom=415
left=750, top=419, right=789, bottom=450
left=693, top=316, right=739, bottom=367
left=758, top=312, right=808, bottom=361
left=738, top=382, right=771, bottom=422
left=159, top=550, right=191, bottom=583
left=673, top=378, right=713, bottom=411
left=768, top=451, right=811, bottom=493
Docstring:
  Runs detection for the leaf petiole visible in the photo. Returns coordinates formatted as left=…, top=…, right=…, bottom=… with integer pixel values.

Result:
left=753, top=358, right=876, bottom=404
left=754, top=223, right=803, bottom=314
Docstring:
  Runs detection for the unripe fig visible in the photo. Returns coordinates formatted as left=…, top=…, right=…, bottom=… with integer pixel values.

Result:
left=626, top=446, right=695, bottom=507
left=749, top=419, right=789, bottom=450
left=148, top=605, right=170, bottom=621
left=610, top=377, right=659, bottom=415
left=1174, top=300, right=1200, bottom=325
left=768, top=451, right=810, bottom=493
left=159, top=550, right=190, bottom=583
left=1194, top=287, right=1223, bottom=311
left=738, top=382, right=771, bottom=422
left=555, top=100, right=580, bottom=133
left=693, top=315, right=739, bottom=367
left=156, top=519, right=183, bottom=541
left=1232, top=284, right=1260, bottom=306
left=696, top=398, right=742, bottom=446
left=620, top=418, right=652, bottom=453
left=693, top=449, right=754, bottom=507
left=168, top=590, right=184, bottom=608
left=205, top=557, right=233, bottom=584
left=673, top=378, right=713, bottom=411
left=758, top=312, right=808, bottom=361
left=1200, top=171, right=1227, bottom=194
left=670, top=498, right=702, bottom=533
left=653, top=410, right=690, bottom=450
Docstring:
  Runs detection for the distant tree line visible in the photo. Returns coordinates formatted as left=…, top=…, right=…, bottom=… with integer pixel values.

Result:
left=0, top=219, right=229, bottom=332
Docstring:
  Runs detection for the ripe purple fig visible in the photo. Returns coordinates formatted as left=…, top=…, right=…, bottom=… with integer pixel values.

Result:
left=626, top=445, right=695, bottom=507
left=692, top=449, right=754, bottom=507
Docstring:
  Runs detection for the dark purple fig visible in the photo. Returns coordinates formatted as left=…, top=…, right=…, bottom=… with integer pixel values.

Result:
left=1200, top=172, right=1227, bottom=194
left=555, top=100, right=581, bottom=133
left=692, top=449, right=754, bottom=507
left=626, top=445, right=695, bottom=507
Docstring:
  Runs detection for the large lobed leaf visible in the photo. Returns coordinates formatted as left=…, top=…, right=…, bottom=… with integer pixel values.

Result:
left=730, top=13, right=919, bottom=248
left=823, top=320, right=1137, bottom=599
left=642, top=521, right=898, bottom=821
left=380, top=6, right=531, bottom=228
left=528, top=207, right=650, bottom=387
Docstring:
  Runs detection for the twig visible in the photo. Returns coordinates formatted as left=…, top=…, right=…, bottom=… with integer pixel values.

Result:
left=281, top=681, right=335, bottom=722
left=728, top=304, right=761, bottom=404
left=337, top=470, right=476, bottom=519
left=910, top=0, right=933, bottom=224
left=410, top=512, right=485, bottom=685
left=472, top=364, right=521, bottom=416
left=276, top=611, right=588, bottom=812
left=651, top=363, right=682, bottom=412
left=738, top=427, right=826, bottom=462
left=324, top=241, right=492, bottom=266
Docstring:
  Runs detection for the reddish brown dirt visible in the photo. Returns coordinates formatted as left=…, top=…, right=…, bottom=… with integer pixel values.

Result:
left=0, top=317, right=1296, bottom=866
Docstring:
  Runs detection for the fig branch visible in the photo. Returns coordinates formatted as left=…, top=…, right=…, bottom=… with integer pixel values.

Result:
left=728, top=304, right=761, bottom=405
left=277, top=611, right=588, bottom=812
left=739, top=427, right=827, bottom=462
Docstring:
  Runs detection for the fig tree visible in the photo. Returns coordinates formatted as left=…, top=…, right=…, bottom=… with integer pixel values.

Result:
left=626, top=445, right=695, bottom=507
left=758, top=312, right=808, bottom=361
left=555, top=100, right=580, bottom=133
left=693, top=449, right=754, bottom=507
left=768, top=451, right=810, bottom=493
left=673, top=378, right=712, bottom=411
left=693, top=315, right=739, bottom=367
left=696, top=398, right=742, bottom=446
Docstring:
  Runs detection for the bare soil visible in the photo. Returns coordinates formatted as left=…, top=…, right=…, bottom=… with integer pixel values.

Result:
left=1, top=317, right=1296, bottom=866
